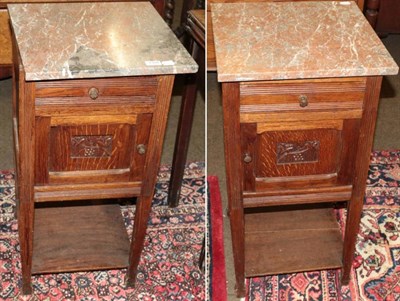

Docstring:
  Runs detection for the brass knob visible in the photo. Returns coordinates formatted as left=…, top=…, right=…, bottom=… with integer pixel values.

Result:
left=299, top=95, right=308, bottom=107
left=88, top=87, right=99, bottom=100
left=137, top=144, right=146, bottom=155
left=243, top=153, right=252, bottom=163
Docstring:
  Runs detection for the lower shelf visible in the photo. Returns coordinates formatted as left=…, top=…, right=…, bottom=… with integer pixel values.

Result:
left=245, top=206, right=343, bottom=277
left=32, top=204, right=130, bottom=274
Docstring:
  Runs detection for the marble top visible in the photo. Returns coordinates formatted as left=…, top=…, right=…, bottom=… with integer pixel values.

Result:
left=8, top=2, right=198, bottom=81
left=211, top=1, right=398, bottom=82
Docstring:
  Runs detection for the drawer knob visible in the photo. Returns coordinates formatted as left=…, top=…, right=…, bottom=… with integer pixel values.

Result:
left=243, top=153, right=252, bottom=163
left=88, top=87, right=99, bottom=100
left=137, top=144, right=146, bottom=155
left=299, top=95, right=308, bottom=107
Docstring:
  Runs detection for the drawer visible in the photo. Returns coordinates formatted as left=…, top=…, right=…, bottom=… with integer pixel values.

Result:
left=35, top=76, right=158, bottom=98
left=35, top=76, right=158, bottom=118
left=34, top=76, right=158, bottom=114
left=239, top=77, right=366, bottom=114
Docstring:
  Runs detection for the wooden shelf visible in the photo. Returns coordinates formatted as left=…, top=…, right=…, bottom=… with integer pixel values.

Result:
left=32, top=204, right=130, bottom=274
left=245, top=207, right=343, bottom=277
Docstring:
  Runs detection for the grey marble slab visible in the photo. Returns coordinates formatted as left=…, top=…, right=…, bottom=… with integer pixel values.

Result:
left=8, top=2, right=198, bottom=81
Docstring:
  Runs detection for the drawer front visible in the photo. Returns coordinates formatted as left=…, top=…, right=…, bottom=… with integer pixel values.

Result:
left=34, top=77, right=158, bottom=116
left=35, top=76, right=158, bottom=99
left=240, top=77, right=366, bottom=114
left=35, top=113, right=152, bottom=185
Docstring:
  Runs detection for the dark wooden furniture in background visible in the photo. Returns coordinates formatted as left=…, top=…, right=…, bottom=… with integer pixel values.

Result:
left=174, top=0, right=205, bottom=38
left=10, top=2, right=196, bottom=294
left=206, top=0, right=365, bottom=72
left=365, top=0, right=400, bottom=36
left=169, top=9, right=205, bottom=207
left=211, top=1, right=398, bottom=297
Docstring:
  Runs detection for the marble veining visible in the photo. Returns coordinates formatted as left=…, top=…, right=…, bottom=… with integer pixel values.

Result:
left=211, top=1, right=398, bottom=82
left=8, top=2, right=198, bottom=81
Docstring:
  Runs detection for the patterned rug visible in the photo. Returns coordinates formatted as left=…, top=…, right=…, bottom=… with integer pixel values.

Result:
left=0, top=162, right=205, bottom=301
left=247, top=150, right=400, bottom=301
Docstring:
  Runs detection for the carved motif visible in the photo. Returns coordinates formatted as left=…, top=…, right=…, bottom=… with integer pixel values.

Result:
left=71, top=135, right=113, bottom=158
left=277, top=141, right=320, bottom=164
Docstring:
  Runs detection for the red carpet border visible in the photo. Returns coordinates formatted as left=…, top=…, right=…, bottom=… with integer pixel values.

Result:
left=207, top=176, right=228, bottom=301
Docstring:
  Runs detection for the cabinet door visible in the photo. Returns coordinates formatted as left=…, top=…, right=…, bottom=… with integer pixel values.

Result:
left=241, top=120, right=361, bottom=192
left=35, top=113, right=152, bottom=185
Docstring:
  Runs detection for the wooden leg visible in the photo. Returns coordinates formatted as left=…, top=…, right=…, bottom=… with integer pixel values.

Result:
left=174, top=0, right=196, bottom=39
left=164, top=0, right=175, bottom=27
left=198, top=236, right=205, bottom=270
left=168, top=41, right=202, bottom=207
left=221, top=83, right=246, bottom=297
left=14, top=51, right=35, bottom=293
left=342, top=76, right=382, bottom=284
left=18, top=199, right=34, bottom=295
left=126, top=195, right=153, bottom=286
left=342, top=191, right=363, bottom=284
left=230, top=209, right=246, bottom=297
left=15, top=79, right=36, bottom=295
left=167, top=85, right=196, bottom=205
left=127, top=75, right=175, bottom=286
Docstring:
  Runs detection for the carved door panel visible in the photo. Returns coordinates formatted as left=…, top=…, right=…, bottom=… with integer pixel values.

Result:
left=35, top=113, right=152, bottom=185
left=241, top=119, right=360, bottom=192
